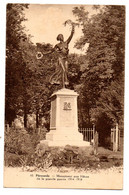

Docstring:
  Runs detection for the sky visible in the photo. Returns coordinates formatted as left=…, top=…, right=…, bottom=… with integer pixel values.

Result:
left=23, top=4, right=95, bottom=54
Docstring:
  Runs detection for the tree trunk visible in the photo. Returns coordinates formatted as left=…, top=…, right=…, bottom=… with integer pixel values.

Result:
left=36, top=110, right=39, bottom=129
left=24, top=107, right=27, bottom=128
left=87, top=107, right=91, bottom=125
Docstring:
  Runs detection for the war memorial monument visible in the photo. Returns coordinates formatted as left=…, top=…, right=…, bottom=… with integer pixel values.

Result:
left=37, top=20, right=90, bottom=147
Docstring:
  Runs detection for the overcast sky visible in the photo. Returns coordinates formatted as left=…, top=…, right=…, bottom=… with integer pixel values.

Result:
left=23, top=4, right=96, bottom=54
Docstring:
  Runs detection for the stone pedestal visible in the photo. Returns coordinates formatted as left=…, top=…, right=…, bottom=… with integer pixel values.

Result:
left=46, top=88, right=90, bottom=146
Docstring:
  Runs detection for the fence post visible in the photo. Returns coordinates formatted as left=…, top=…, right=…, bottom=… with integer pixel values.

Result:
left=115, top=123, right=119, bottom=152
left=112, top=123, right=119, bottom=152
left=93, top=124, right=95, bottom=143
left=112, top=129, right=115, bottom=151
left=119, top=128, right=120, bottom=150
left=93, top=131, right=98, bottom=155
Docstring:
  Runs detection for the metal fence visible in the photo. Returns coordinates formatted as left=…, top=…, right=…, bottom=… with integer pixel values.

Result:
left=79, top=126, right=95, bottom=142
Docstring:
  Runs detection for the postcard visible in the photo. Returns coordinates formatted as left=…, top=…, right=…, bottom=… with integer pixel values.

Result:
left=4, top=3, right=124, bottom=189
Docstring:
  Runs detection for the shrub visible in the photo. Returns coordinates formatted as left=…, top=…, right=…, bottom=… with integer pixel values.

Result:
left=4, top=126, right=33, bottom=155
left=4, top=152, right=22, bottom=167
left=4, top=125, right=48, bottom=167
left=30, top=127, right=47, bottom=148
left=33, top=143, right=94, bottom=169
left=33, top=141, right=52, bottom=169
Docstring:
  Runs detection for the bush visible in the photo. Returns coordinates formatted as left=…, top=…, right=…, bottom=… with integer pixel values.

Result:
left=4, top=126, right=33, bottom=155
left=33, top=143, right=94, bottom=169
left=4, top=125, right=48, bottom=167
left=30, top=127, right=47, bottom=148
left=33, top=141, right=52, bottom=169
left=4, top=152, right=22, bottom=167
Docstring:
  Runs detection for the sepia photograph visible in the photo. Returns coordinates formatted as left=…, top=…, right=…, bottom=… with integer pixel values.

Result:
left=3, top=2, right=125, bottom=189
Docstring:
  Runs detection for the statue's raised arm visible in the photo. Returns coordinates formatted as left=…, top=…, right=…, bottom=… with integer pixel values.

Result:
left=64, top=20, right=75, bottom=44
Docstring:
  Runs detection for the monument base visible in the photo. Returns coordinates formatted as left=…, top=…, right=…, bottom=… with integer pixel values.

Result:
left=46, top=88, right=90, bottom=147
left=46, top=140, right=90, bottom=147
left=46, top=130, right=90, bottom=147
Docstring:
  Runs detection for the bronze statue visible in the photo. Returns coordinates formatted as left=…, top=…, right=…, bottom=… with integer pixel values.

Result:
left=36, top=20, right=75, bottom=88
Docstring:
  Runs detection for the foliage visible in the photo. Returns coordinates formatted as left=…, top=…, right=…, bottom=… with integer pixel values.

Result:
left=5, top=4, right=29, bottom=125
left=72, top=5, right=125, bottom=130
left=4, top=125, right=47, bottom=167
left=5, top=4, right=53, bottom=128
left=5, top=134, right=123, bottom=169
left=68, top=53, right=87, bottom=89
left=4, top=152, right=22, bottom=167
left=30, top=128, right=47, bottom=148
left=4, top=126, right=33, bottom=155
left=32, top=141, right=54, bottom=169
left=34, top=143, right=94, bottom=168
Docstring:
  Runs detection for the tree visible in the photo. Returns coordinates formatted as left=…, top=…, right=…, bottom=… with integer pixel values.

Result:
left=5, top=4, right=29, bottom=125
left=72, top=5, right=125, bottom=131
left=68, top=53, right=87, bottom=88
